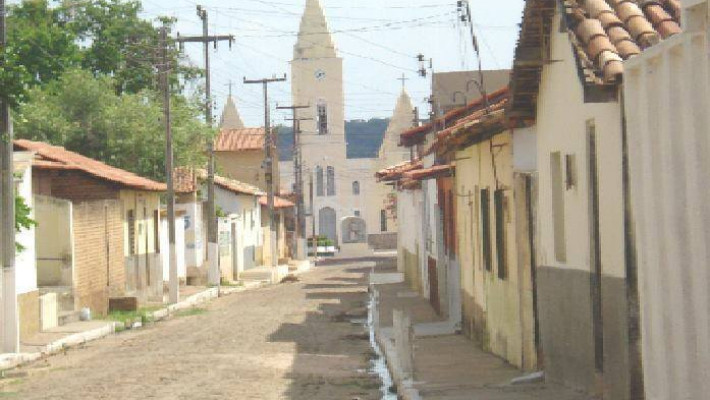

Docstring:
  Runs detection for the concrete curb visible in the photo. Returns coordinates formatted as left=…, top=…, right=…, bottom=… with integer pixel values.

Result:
left=371, top=286, right=422, bottom=400
left=0, top=322, right=118, bottom=371
left=0, top=281, right=272, bottom=372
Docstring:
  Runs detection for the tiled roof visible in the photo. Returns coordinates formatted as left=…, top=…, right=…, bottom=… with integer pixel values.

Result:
left=375, top=159, right=423, bottom=182
left=400, top=87, right=510, bottom=146
left=259, top=195, right=295, bottom=209
left=15, top=139, right=166, bottom=192
left=403, top=164, right=455, bottom=181
left=427, top=95, right=510, bottom=156
left=564, top=0, right=682, bottom=84
left=214, top=128, right=266, bottom=152
left=174, top=167, right=263, bottom=197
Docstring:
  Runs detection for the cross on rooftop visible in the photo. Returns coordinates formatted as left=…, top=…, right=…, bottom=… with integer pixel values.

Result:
left=398, top=73, right=409, bottom=89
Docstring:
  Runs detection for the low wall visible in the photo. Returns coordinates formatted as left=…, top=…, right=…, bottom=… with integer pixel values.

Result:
left=368, top=233, right=398, bottom=250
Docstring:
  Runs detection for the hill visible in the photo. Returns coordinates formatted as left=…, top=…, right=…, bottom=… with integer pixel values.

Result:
left=278, top=118, right=389, bottom=161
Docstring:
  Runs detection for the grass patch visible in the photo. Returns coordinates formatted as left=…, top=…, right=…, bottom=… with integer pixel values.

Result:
left=103, top=306, right=160, bottom=326
left=220, top=279, right=244, bottom=287
left=174, top=307, right=207, bottom=318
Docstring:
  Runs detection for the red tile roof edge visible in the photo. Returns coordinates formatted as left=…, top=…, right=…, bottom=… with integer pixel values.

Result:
left=15, top=139, right=166, bottom=192
left=400, top=86, right=510, bottom=145
left=402, top=164, right=454, bottom=181
left=259, top=195, right=295, bottom=209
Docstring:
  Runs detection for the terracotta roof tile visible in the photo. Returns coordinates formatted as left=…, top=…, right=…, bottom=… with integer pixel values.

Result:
left=565, top=0, right=682, bottom=84
left=259, top=195, right=294, bottom=209
left=403, top=164, right=454, bottom=181
left=174, top=167, right=263, bottom=196
left=400, top=87, right=510, bottom=146
left=375, top=159, right=423, bottom=182
left=14, top=139, right=166, bottom=192
left=214, top=128, right=266, bottom=152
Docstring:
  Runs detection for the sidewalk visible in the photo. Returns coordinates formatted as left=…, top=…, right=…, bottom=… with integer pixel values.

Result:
left=371, top=279, right=590, bottom=400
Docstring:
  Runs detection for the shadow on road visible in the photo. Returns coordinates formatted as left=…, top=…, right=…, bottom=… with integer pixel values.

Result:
left=268, top=257, right=393, bottom=400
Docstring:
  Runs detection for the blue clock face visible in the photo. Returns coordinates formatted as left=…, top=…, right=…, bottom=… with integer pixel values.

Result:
left=315, top=69, right=326, bottom=80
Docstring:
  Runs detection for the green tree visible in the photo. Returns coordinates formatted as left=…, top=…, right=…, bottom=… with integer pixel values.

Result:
left=7, top=0, right=80, bottom=86
left=15, top=68, right=209, bottom=181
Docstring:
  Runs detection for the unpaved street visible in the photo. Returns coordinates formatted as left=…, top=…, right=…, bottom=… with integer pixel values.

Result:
left=2, top=260, right=382, bottom=400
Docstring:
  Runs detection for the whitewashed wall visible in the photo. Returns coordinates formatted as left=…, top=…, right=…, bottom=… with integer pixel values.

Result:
left=624, top=3, right=710, bottom=398
left=161, top=216, right=186, bottom=281
left=15, top=155, right=37, bottom=296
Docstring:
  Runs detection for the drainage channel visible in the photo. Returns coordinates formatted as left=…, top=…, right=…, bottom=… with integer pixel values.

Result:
left=367, top=291, right=397, bottom=400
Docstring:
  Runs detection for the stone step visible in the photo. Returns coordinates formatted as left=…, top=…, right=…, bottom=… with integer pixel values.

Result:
left=58, top=311, right=82, bottom=326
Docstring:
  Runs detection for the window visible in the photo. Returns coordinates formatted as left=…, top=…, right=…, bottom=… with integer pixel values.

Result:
left=326, top=166, right=335, bottom=196
left=380, top=210, right=388, bottom=232
left=316, top=166, right=324, bottom=197
left=480, top=189, right=492, bottom=271
left=354, top=210, right=361, bottom=217
left=550, top=152, right=567, bottom=262
left=317, top=102, right=328, bottom=135
left=495, top=190, right=507, bottom=280
left=352, top=181, right=360, bottom=195
left=127, top=210, right=136, bottom=255
left=154, top=210, right=160, bottom=254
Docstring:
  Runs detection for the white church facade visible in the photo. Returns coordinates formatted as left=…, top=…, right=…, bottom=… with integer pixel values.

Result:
left=224, top=0, right=415, bottom=249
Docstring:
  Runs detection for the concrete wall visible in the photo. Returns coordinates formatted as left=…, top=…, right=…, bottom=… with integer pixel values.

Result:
left=16, top=159, right=39, bottom=340
left=454, top=132, right=537, bottom=370
left=177, top=198, right=205, bottom=272
left=624, top=4, right=710, bottom=398
left=535, top=11, right=631, bottom=399
left=35, top=196, right=73, bottom=287
left=397, top=189, right=422, bottom=293
left=160, top=215, right=186, bottom=282
left=121, top=191, right=162, bottom=302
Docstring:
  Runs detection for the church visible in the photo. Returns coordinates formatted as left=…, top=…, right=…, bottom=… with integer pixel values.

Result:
left=221, top=0, right=415, bottom=250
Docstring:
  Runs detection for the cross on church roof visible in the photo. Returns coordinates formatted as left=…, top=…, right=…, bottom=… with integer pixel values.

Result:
left=397, top=73, right=409, bottom=89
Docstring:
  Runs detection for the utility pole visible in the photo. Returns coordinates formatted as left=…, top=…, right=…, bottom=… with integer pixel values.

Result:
left=159, top=27, right=179, bottom=304
left=276, top=104, right=310, bottom=261
left=244, top=75, right=286, bottom=268
left=176, top=5, right=234, bottom=286
left=0, top=0, right=18, bottom=353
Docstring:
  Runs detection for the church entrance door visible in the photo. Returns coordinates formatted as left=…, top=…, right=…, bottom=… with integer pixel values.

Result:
left=319, top=207, right=337, bottom=244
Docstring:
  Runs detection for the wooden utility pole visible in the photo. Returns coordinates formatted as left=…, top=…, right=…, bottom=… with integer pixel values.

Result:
left=276, top=104, right=310, bottom=261
left=176, top=5, right=234, bottom=286
left=159, top=26, right=179, bottom=304
left=0, top=0, right=18, bottom=353
left=244, top=75, right=286, bottom=267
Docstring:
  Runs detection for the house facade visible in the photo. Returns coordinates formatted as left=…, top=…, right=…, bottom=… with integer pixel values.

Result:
left=16, top=139, right=165, bottom=316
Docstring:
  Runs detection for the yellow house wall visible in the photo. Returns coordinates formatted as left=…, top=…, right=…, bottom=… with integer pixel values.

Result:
left=455, top=131, right=533, bottom=369
left=120, top=191, right=161, bottom=258
left=216, top=151, right=276, bottom=193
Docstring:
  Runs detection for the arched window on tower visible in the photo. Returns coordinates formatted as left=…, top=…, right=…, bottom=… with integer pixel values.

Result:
left=352, top=181, right=360, bottom=195
left=327, top=166, right=336, bottom=196
left=315, top=166, right=324, bottom=197
left=317, top=101, right=328, bottom=135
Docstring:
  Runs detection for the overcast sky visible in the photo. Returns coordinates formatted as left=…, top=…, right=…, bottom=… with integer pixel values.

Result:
left=18, top=0, right=525, bottom=126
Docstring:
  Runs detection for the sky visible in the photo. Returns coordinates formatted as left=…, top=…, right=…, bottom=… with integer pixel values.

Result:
left=21, top=0, right=526, bottom=127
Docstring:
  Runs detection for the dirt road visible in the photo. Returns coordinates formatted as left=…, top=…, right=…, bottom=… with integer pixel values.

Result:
left=2, top=260, right=382, bottom=400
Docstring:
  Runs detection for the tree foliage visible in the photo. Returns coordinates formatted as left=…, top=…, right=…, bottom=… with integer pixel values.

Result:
left=2, top=0, right=211, bottom=182
left=15, top=68, right=210, bottom=181
left=15, top=195, right=36, bottom=252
